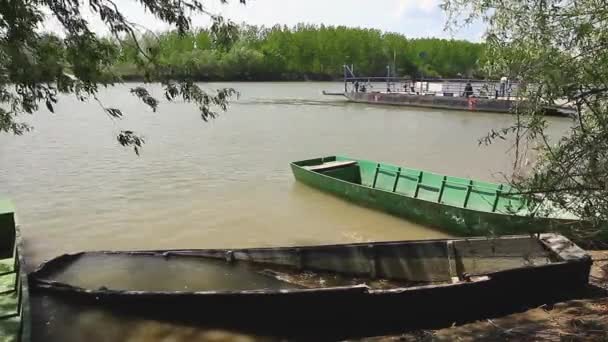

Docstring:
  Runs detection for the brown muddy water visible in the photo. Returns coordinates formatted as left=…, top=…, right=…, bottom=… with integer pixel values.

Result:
left=0, top=82, right=573, bottom=341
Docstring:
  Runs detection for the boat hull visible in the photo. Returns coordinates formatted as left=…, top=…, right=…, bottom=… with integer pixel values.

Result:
left=30, top=235, right=591, bottom=338
left=31, top=262, right=589, bottom=336
left=345, top=92, right=574, bottom=116
left=291, top=156, right=594, bottom=245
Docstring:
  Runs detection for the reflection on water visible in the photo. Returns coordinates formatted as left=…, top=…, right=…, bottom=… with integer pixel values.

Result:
left=0, top=82, right=574, bottom=340
left=237, top=98, right=348, bottom=107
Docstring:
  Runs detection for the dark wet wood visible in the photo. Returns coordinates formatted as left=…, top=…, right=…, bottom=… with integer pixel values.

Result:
left=27, top=234, right=592, bottom=337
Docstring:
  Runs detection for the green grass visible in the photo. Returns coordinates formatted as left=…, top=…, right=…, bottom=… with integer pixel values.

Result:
left=0, top=259, right=19, bottom=342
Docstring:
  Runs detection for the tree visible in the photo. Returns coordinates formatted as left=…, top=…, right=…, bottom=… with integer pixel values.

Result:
left=114, top=24, right=487, bottom=82
left=442, top=0, right=608, bottom=246
left=0, top=0, right=245, bottom=154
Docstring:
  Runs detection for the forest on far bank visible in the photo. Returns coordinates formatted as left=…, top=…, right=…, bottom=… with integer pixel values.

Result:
left=113, top=24, right=486, bottom=81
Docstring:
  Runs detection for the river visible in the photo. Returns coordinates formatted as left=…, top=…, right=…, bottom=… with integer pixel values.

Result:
left=0, top=82, right=573, bottom=340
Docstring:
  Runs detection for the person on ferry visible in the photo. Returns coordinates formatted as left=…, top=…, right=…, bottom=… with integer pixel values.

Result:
left=500, top=76, right=508, bottom=97
left=464, top=82, right=474, bottom=98
left=410, top=81, right=416, bottom=93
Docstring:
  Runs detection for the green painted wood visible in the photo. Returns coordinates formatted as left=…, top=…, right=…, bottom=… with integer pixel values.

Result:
left=0, top=199, right=29, bottom=342
left=392, top=167, right=401, bottom=193
left=15, top=228, right=31, bottom=342
left=413, top=171, right=423, bottom=198
left=491, top=184, right=504, bottom=213
left=291, top=156, right=602, bottom=247
left=463, top=180, right=473, bottom=209
left=437, top=176, right=447, bottom=203
left=371, top=164, right=380, bottom=188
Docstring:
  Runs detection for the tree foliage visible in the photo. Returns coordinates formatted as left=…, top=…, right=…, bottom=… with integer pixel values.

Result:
left=114, top=24, right=486, bottom=81
left=443, top=0, right=608, bottom=245
left=0, top=0, right=244, bottom=154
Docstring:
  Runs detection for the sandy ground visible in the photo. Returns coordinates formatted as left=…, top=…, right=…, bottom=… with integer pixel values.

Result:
left=362, top=251, right=608, bottom=342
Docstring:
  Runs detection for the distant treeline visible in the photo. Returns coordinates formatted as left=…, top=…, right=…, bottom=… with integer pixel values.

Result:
left=114, top=24, right=486, bottom=81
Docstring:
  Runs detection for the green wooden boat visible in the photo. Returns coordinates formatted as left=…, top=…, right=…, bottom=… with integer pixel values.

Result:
left=290, top=156, right=591, bottom=244
left=0, top=199, right=31, bottom=342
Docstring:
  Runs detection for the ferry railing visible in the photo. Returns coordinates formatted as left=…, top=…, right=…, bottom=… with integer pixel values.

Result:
left=344, top=75, right=518, bottom=99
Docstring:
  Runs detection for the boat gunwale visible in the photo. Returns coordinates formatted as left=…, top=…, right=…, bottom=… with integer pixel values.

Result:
left=28, top=234, right=590, bottom=297
left=290, top=156, right=579, bottom=222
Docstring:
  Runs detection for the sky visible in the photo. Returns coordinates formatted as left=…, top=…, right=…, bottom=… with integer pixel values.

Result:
left=47, top=0, right=486, bottom=41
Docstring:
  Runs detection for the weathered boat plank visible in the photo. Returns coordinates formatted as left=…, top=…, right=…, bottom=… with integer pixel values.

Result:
left=27, top=234, right=591, bottom=336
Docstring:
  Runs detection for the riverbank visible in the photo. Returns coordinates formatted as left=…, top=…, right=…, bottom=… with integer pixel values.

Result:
left=366, top=251, right=608, bottom=341
left=114, top=66, right=341, bottom=82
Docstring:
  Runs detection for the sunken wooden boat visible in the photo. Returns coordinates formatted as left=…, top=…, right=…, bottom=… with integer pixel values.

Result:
left=29, top=235, right=590, bottom=335
left=291, top=156, right=597, bottom=246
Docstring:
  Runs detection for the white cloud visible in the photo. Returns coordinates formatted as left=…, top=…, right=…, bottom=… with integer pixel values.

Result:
left=397, top=0, right=440, bottom=16
left=43, top=0, right=484, bottom=40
